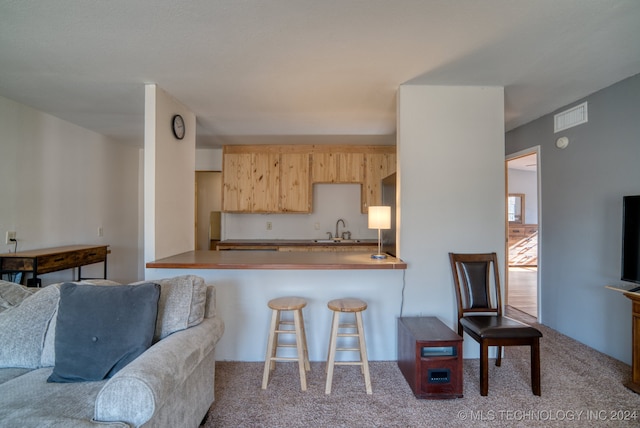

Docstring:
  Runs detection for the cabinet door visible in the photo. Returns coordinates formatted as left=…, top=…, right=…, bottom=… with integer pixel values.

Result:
left=280, top=153, right=311, bottom=212
left=312, top=152, right=364, bottom=183
left=222, top=153, right=253, bottom=212
left=252, top=153, right=280, bottom=212
left=363, top=153, right=396, bottom=212
left=312, top=152, right=338, bottom=183
left=338, top=153, right=365, bottom=183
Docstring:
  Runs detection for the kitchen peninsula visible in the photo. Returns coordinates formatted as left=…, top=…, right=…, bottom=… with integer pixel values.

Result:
left=146, top=250, right=407, bottom=361
left=147, top=250, right=406, bottom=269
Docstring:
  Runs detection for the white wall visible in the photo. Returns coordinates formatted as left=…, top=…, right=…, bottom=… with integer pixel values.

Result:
left=195, top=148, right=222, bottom=171
left=223, top=184, right=377, bottom=240
left=397, top=85, right=505, bottom=358
left=0, top=95, right=141, bottom=284
left=144, top=85, right=196, bottom=262
left=146, top=267, right=404, bottom=361
left=508, top=168, right=538, bottom=224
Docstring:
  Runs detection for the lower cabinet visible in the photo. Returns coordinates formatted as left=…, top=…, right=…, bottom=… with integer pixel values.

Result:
left=277, top=245, right=376, bottom=252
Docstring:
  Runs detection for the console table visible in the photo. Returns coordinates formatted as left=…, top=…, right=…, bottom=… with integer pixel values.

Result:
left=623, top=291, right=640, bottom=394
left=0, top=245, right=109, bottom=287
left=605, top=285, right=640, bottom=394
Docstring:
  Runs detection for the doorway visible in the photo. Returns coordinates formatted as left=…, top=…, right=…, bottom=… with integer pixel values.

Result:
left=195, top=171, right=222, bottom=250
left=506, top=149, right=540, bottom=318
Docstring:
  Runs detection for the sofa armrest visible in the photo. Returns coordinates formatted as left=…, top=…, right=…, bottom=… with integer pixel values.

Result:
left=94, top=315, right=224, bottom=426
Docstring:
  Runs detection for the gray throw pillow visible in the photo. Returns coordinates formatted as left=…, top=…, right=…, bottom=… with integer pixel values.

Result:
left=47, top=282, right=160, bottom=383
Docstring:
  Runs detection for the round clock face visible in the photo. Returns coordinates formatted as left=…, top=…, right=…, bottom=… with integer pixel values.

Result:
left=172, top=114, right=185, bottom=140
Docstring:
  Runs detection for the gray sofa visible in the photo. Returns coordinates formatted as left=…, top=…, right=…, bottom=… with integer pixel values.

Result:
left=0, top=275, right=224, bottom=427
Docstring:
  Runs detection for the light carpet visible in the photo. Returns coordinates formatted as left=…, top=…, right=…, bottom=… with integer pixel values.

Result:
left=203, top=310, right=640, bottom=427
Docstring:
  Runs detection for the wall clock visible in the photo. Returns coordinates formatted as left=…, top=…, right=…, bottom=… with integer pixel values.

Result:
left=172, top=114, right=185, bottom=140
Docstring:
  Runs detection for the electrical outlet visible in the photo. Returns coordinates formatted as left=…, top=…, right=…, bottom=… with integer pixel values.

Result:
left=266, top=222, right=272, bottom=230
left=5, top=231, right=16, bottom=244
left=98, top=227, right=104, bottom=237
left=314, top=222, right=320, bottom=230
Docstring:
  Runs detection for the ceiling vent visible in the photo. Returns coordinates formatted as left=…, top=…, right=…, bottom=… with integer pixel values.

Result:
left=554, top=102, right=588, bottom=133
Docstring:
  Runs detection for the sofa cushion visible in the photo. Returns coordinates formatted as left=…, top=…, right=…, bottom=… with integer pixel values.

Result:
left=40, top=279, right=122, bottom=368
left=47, top=282, right=160, bottom=383
left=0, top=367, right=32, bottom=386
left=0, top=367, right=125, bottom=427
left=134, top=275, right=207, bottom=341
left=0, top=284, right=60, bottom=368
left=0, top=280, right=35, bottom=313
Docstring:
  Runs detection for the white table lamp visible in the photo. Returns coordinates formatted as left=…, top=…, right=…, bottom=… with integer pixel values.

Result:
left=368, top=206, right=391, bottom=259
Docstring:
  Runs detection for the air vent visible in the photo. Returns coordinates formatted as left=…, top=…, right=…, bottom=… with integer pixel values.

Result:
left=554, top=102, right=588, bottom=133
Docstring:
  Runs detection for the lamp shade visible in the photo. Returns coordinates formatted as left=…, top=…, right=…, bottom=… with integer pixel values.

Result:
left=368, top=206, right=391, bottom=229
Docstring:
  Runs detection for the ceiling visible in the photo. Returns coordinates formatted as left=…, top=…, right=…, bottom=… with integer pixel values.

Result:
left=1, top=1, right=639, bottom=148
left=508, top=153, right=537, bottom=172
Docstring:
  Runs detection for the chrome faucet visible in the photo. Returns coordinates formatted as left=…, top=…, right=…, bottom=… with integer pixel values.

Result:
left=335, top=219, right=346, bottom=240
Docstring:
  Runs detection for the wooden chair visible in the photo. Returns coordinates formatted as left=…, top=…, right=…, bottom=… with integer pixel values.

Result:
left=449, top=252, right=542, bottom=396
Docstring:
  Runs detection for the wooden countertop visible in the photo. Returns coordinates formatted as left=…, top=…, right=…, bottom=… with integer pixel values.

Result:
left=146, top=250, right=407, bottom=270
left=0, top=244, right=109, bottom=258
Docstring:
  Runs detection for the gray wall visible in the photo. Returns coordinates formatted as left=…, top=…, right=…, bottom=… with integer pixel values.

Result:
left=506, top=73, right=640, bottom=364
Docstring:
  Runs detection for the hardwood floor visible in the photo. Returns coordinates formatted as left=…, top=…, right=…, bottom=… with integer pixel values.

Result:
left=507, top=266, right=537, bottom=318
left=508, top=232, right=538, bottom=266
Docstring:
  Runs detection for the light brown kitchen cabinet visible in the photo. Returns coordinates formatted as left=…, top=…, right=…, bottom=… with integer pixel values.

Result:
left=311, top=152, right=338, bottom=183
left=222, top=145, right=395, bottom=213
left=223, top=147, right=312, bottom=213
left=312, top=152, right=364, bottom=183
left=252, top=153, right=280, bottom=212
left=222, top=152, right=253, bottom=212
left=339, top=153, right=365, bottom=182
left=280, top=153, right=311, bottom=212
left=362, top=152, right=396, bottom=212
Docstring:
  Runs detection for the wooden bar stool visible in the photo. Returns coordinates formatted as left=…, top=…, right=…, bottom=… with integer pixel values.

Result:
left=325, top=298, right=372, bottom=394
left=261, top=296, right=310, bottom=391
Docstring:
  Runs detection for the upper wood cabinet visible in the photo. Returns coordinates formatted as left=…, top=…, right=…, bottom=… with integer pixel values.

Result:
left=311, top=152, right=364, bottom=183
left=222, top=152, right=253, bottom=212
left=311, top=153, right=337, bottom=183
left=362, top=152, right=396, bottom=213
left=222, top=145, right=394, bottom=214
left=280, top=153, right=311, bottom=213
left=252, top=153, right=280, bottom=213
left=223, top=147, right=312, bottom=213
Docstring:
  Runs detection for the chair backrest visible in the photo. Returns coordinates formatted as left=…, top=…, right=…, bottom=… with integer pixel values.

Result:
left=449, top=252, right=503, bottom=320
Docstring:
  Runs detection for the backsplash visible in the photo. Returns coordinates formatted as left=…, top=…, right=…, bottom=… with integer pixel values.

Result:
left=222, top=184, right=376, bottom=240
